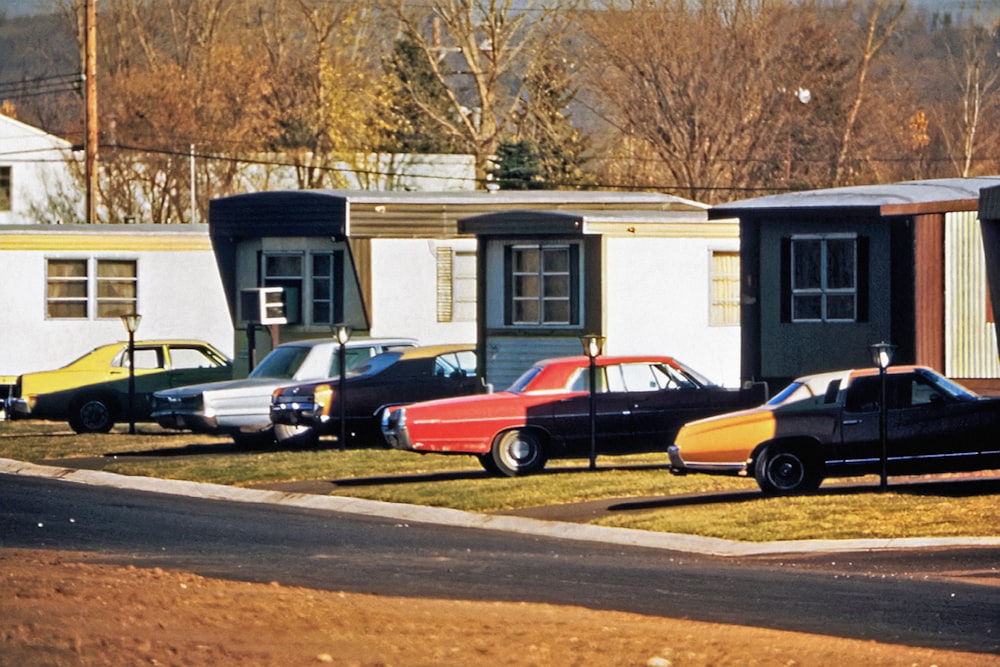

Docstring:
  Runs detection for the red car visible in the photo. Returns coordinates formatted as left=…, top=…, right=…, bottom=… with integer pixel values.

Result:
left=381, top=355, right=766, bottom=476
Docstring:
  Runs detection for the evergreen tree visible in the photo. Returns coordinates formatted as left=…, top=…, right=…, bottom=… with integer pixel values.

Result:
left=490, top=139, right=544, bottom=189
left=518, top=56, right=592, bottom=188
left=382, top=37, right=465, bottom=154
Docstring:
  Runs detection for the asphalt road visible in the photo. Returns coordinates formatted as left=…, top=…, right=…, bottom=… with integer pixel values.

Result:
left=2, top=472, right=998, bottom=655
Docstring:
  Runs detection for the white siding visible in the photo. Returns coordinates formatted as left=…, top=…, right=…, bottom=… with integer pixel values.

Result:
left=0, top=229, right=233, bottom=376
left=604, top=236, right=742, bottom=387
left=368, top=238, right=478, bottom=345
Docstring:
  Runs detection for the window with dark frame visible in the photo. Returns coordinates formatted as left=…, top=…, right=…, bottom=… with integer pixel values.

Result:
left=790, top=235, right=857, bottom=322
left=263, top=250, right=342, bottom=326
left=505, top=243, right=579, bottom=326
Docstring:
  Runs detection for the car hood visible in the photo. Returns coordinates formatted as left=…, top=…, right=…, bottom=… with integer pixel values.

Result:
left=154, top=376, right=293, bottom=399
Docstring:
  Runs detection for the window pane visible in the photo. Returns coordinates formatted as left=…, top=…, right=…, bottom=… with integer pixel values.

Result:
left=792, top=239, right=821, bottom=289
left=514, top=275, right=539, bottom=298
left=793, top=294, right=822, bottom=320
left=0, top=166, right=10, bottom=211
left=312, top=254, right=332, bottom=277
left=513, top=248, right=539, bottom=273
left=47, top=259, right=88, bottom=319
left=543, top=299, right=570, bottom=323
left=514, top=300, right=539, bottom=323
left=542, top=248, right=569, bottom=272
left=96, top=259, right=137, bottom=319
left=313, top=301, right=331, bottom=323
left=49, top=259, right=87, bottom=278
left=266, top=255, right=302, bottom=277
left=48, top=281, right=87, bottom=299
left=48, top=302, right=87, bottom=318
left=97, top=260, right=136, bottom=279
left=826, top=294, right=855, bottom=320
left=544, top=275, right=569, bottom=297
left=826, top=238, right=855, bottom=289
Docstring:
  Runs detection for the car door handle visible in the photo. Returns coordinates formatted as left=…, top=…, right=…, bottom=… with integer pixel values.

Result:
left=842, top=419, right=862, bottom=425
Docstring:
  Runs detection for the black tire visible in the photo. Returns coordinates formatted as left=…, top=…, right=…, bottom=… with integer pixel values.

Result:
left=68, top=395, right=116, bottom=434
left=478, top=453, right=502, bottom=476
left=274, top=423, right=320, bottom=448
left=490, top=429, right=547, bottom=477
left=754, top=444, right=822, bottom=495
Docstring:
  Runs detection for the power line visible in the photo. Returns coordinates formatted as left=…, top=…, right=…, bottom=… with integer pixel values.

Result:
left=0, top=72, right=83, bottom=100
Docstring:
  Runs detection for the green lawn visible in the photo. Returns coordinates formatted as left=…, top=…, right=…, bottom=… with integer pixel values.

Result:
left=2, top=420, right=997, bottom=542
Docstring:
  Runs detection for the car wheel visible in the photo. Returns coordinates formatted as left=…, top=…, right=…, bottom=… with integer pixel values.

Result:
left=68, top=395, right=116, bottom=434
left=491, top=429, right=547, bottom=477
left=478, top=453, right=501, bottom=475
left=232, top=429, right=276, bottom=449
left=754, top=444, right=821, bottom=495
left=274, top=423, right=320, bottom=449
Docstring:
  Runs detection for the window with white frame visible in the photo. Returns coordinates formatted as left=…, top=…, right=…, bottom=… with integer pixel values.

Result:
left=710, top=250, right=740, bottom=326
left=0, top=166, right=10, bottom=211
left=262, top=250, right=342, bottom=326
left=46, top=258, right=138, bottom=319
left=790, top=234, right=857, bottom=322
left=505, top=242, right=579, bottom=326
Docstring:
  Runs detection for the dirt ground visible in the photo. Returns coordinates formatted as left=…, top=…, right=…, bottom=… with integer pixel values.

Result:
left=1, top=548, right=996, bottom=667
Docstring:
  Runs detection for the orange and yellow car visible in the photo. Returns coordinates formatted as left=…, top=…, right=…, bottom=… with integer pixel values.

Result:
left=669, top=366, right=1000, bottom=494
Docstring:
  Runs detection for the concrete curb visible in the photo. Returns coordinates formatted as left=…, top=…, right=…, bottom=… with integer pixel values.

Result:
left=5, top=457, right=1000, bottom=557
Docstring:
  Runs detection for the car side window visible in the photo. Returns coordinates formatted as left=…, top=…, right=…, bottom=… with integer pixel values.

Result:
left=434, top=351, right=476, bottom=378
left=845, top=376, right=880, bottom=412
left=906, top=376, right=948, bottom=408
left=569, top=367, right=608, bottom=393
left=619, top=363, right=660, bottom=392
left=169, top=347, right=221, bottom=369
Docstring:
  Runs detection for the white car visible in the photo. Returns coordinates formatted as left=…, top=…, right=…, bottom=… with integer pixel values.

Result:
left=151, top=337, right=416, bottom=446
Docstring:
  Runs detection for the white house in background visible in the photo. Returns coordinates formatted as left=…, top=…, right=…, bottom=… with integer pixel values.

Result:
left=0, top=113, right=82, bottom=225
left=0, top=224, right=233, bottom=378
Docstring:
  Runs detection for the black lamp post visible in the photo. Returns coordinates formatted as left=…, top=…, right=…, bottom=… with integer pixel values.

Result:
left=335, top=324, right=352, bottom=451
left=120, top=313, right=142, bottom=435
left=580, top=334, right=605, bottom=471
left=870, top=341, right=896, bottom=492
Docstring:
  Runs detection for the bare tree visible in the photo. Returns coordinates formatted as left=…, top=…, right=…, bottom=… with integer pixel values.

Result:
left=937, top=19, right=1000, bottom=177
left=577, top=0, right=851, bottom=202
left=385, top=0, right=569, bottom=183
left=832, top=0, right=907, bottom=185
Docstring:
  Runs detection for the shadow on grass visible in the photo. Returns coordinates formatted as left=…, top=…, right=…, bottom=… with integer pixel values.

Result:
left=606, top=473, right=1000, bottom=513
left=330, top=460, right=673, bottom=487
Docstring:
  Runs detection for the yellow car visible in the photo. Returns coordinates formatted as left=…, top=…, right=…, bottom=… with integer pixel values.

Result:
left=5, top=340, right=232, bottom=433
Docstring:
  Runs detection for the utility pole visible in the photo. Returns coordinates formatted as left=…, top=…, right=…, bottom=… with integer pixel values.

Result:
left=85, top=0, right=98, bottom=224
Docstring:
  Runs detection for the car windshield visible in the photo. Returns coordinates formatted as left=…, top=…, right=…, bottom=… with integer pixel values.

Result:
left=916, top=368, right=978, bottom=400
left=249, top=346, right=310, bottom=379
left=766, top=380, right=822, bottom=406
left=668, top=359, right=714, bottom=387
left=506, top=365, right=544, bottom=393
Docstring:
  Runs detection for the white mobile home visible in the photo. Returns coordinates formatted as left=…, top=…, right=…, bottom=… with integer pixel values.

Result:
left=209, top=190, right=743, bottom=386
left=0, top=224, right=233, bottom=377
